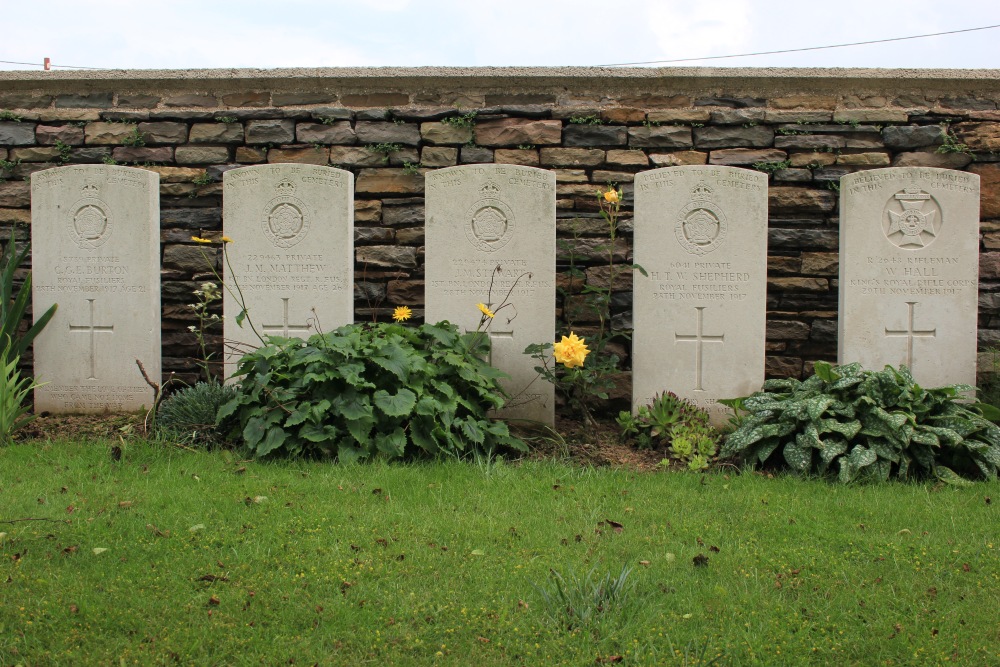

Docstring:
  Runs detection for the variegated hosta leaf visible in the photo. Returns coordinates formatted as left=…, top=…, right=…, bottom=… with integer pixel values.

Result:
left=916, top=424, right=964, bottom=446
left=784, top=441, right=813, bottom=473
left=910, top=430, right=940, bottom=447
left=897, top=454, right=912, bottom=479
left=838, top=457, right=856, bottom=484
left=934, top=465, right=975, bottom=487
left=909, top=443, right=936, bottom=471
left=805, top=396, right=835, bottom=421
left=848, top=444, right=877, bottom=470
left=798, top=423, right=821, bottom=449
left=869, top=439, right=900, bottom=463
left=755, top=438, right=783, bottom=465
left=814, top=417, right=861, bottom=439
left=819, top=438, right=848, bottom=464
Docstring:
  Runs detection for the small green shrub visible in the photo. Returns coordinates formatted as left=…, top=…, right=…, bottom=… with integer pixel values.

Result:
left=156, top=381, right=238, bottom=447
left=0, top=339, right=40, bottom=444
left=220, top=321, right=525, bottom=461
left=617, top=391, right=717, bottom=468
left=534, top=564, right=634, bottom=630
left=1, top=227, right=57, bottom=359
left=720, top=361, right=1000, bottom=484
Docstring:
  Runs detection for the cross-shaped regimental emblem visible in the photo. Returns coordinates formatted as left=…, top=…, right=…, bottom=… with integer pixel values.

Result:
left=884, top=301, right=936, bottom=370
left=675, top=306, right=725, bottom=391
left=261, top=298, right=312, bottom=337
left=69, top=298, right=114, bottom=380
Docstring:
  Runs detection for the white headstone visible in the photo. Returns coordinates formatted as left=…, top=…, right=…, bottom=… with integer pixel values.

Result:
left=633, top=165, right=768, bottom=424
left=839, top=167, right=980, bottom=386
left=425, top=164, right=555, bottom=425
left=31, top=165, right=160, bottom=413
left=223, top=165, right=354, bottom=376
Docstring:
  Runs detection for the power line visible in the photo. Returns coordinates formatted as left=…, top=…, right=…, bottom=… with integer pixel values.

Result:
left=0, top=58, right=103, bottom=70
left=600, top=23, right=1000, bottom=67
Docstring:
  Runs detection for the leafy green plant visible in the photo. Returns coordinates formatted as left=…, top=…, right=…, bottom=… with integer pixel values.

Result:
left=720, top=361, right=1000, bottom=484
left=1, top=228, right=57, bottom=359
left=365, top=142, right=402, bottom=164
left=121, top=125, right=145, bottom=147
left=752, top=159, right=791, bottom=175
left=937, top=124, right=973, bottom=156
left=54, top=140, right=72, bottom=164
left=568, top=114, right=602, bottom=125
left=0, top=338, right=41, bottom=444
left=441, top=111, right=477, bottom=129
left=186, top=281, right=222, bottom=382
left=0, top=158, right=18, bottom=182
left=156, top=381, right=238, bottom=447
left=0, top=111, right=21, bottom=121
left=528, top=187, right=645, bottom=425
left=617, top=392, right=718, bottom=469
left=401, top=161, right=421, bottom=175
left=191, top=172, right=212, bottom=187
left=215, top=116, right=238, bottom=124
left=533, top=564, right=634, bottom=630
left=101, top=156, right=118, bottom=165
left=219, top=321, right=525, bottom=461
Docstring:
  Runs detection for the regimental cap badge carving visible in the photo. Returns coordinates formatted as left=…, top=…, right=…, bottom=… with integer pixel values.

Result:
left=884, top=186, right=940, bottom=250
left=675, top=179, right=727, bottom=256
left=68, top=178, right=112, bottom=250
left=465, top=180, right=515, bottom=253
left=690, top=181, right=714, bottom=201
left=480, top=180, right=502, bottom=196
left=261, top=175, right=310, bottom=249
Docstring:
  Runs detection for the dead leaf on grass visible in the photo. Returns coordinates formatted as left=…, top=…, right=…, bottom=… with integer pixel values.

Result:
left=692, top=554, right=709, bottom=568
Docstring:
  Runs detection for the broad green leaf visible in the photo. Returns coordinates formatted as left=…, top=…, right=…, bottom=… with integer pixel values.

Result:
left=783, top=441, right=812, bottom=473
left=258, top=426, right=286, bottom=456
left=346, top=415, right=375, bottom=445
left=370, top=341, right=411, bottom=381
left=934, top=465, right=974, bottom=487
left=375, top=427, right=407, bottom=457
left=374, top=388, right=417, bottom=418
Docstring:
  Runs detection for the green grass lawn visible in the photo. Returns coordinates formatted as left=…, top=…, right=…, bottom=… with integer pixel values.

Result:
left=1, top=439, right=998, bottom=666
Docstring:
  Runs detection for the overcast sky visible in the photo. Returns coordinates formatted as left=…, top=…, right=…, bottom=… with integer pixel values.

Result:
left=1, top=0, right=997, bottom=71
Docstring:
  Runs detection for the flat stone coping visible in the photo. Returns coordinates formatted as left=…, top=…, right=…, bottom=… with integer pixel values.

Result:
left=1, top=67, right=998, bottom=98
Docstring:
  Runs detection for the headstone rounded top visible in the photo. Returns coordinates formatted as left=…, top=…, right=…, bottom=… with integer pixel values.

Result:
left=222, top=163, right=354, bottom=181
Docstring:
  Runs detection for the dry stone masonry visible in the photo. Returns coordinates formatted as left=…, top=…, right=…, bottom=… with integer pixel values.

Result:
left=222, top=164, right=354, bottom=376
left=31, top=165, right=160, bottom=413
left=425, top=164, right=556, bottom=425
left=838, top=167, right=980, bottom=386
left=0, top=67, right=997, bottom=399
left=633, top=166, right=768, bottom=424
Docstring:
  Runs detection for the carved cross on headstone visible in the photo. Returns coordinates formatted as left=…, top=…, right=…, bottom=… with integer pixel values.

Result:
left=884, top=301, right=937, bottom=370
left=466, top=304, right=514, bottom=366
left=68, top=298, right=114, bottom=380
left=675, top=306, right=725, bottom=391
left=261, top=297, right=312, bottom=338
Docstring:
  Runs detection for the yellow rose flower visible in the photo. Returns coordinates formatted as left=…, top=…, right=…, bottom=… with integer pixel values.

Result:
left=477, top=303, right=495, bottom=319
left=191, top=236, right=213, bottom=244
left=552, top=332, right=589, bottom=368
left=392, top=305, right=412, bottom=322
left=602, top=189, right=620, bottom=204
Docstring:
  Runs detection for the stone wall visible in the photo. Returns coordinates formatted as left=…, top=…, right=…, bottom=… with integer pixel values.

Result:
left=1, top=67, right=998, bottom=387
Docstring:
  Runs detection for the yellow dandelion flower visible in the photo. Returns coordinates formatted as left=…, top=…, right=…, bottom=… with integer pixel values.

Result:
left=392, top=305, right=412, bottom=322
left=477, top=303, right=495, bottom=319
left=191, top=236, right=213, bottom=244
left=220, top=236, right=234, bottom=243
left=602, top=189, right=620, bottom=204
left=552, top=332, right=589, bottom=368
